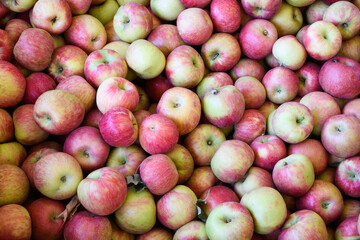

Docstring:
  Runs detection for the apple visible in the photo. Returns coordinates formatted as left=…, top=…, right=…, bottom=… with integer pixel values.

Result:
left=296, top=24, right=309, bottom=45
left=185, top=166, right=219, bottom=198
left=205, top=202, right=254, bottom=240
left=233, top=109, right=266, bottom=144
left=196, top=72, right=233, bottom=100
left=157, top=87, right=201, bottom=136
left=303, top=21, right=342, bottom=61
left=14, top=28, right=54, bottom=72
left=27, top=197, right=65, bottom=240
left=262, top=67, right=299, bottom=104
left=319, top=56, right=360, bottom=99
left=234, top=76, right=266, bottom=109
left=33, top=152, right=83, bottom=200
left=0, top=164, right=29, bottom=206
left=296, top=62, right=321, bottom=97
left=258, top=100, right=279, bottom=119
left=47, top=44, right=88, bottom=83
left=64, top=14, right=107, bottom=54
left=321, top=114, right=360, bottom=158
left=99, top=107, right=138, bottom=147
left=116, top=0, right=150, bottom=5
left=335, top=156, right=360, bottom=198
left=84, top=49, right=127, bottom=88
left=338, top=199, right=360, bottom=223
left=33, top=90, right=85, bottom=135
left=111, top=221, right=135, bottom=240
left=184, top=123, right=226, bottom=166
left=211, top=139, right=254, bottom=184
left=66, top=0, right=92, bottom=14
left=210, top=0, right=241, bottom=33
left=234, top=166, right=275, bottom=198
left=202, top=85, right=245, bottom=128
left=272, top=35, right=306, bottom=71
left=165, top=144, right=194, bottom=184
left=339, top=35, right=360, bottom=62
left=140, top=154, right=178, bottom=195
left=305, top=0, right=328, bottom=24
left=265, top=53, right=280, bottom=68
left=272, top=153, right=315, bottom=197
left=0, top=108, right=14, bottom=143
left=0, top=142, right=27, bottom=166
left=176, top=8, right=213, bottom=45
left=64, top=210, right=112, bottom=240
left=343, top=98, right=360, bottom=119
left=0, top=204, right=31, bottom=240
left=278, top=209, right=328, bottom=240
left=77, top=166, right=127, bottom=216
left=115, top=186, right=156, bottom=234
left=230, top=58, right=266, bottom=81
left=173, top=221, right=208, bottom=240
left=133, top=109, right=151, bottom=128
left=296, top=180, right=344, bottom=224
left=201, top=33, right=241, bottom=72
left=179, top=0, right=210, bottom=8
left=55, top=75, right=96, bottom=113
left=104, top=21, right=120, bottom=42
left=134, top=85, right=150, bottom=111
left=157, top=185, right=198, bottom=230
left=287, top=0, right=316, bottom=7
left=316, top=167, right=337, bottom=183
left=240, top=187, right=287, bottom=235
left=287, top=138, right=328, bottom=176
left=30, top=0, right=72, bottom=35
left=323, top=1, right=360, bottom=40
left=0, top=29, right=13, bottom=62
left=96, top=77, right=139, bottom=114
left=4, top=18, right=31, bottom=44
left=150, top=0, right=185, bottom=21
left=88, top=0, right=119, bottom=25
left=272, top=101, right=314, bottom=144
left=82, top=108, right=103, bottom=129
left=106, top=145, right=146, bottom=177
left=145, top=75, right=173, bottom=102
left=136, top=227, right=173, bottom=240
left=335, top=215, right=359, bottom=239
left=23, top=72, right=56, bottom=104
left=113, top=2, right=152, bottom=43
left=125, top=39, right=166, bottom=79
left=270, top=2, right=303, bottom=36
left=241, top=0, right=282, bottom=19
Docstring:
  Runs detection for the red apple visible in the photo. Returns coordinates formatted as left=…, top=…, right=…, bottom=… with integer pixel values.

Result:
left=82, top=108, right=103, bottom=129
left=185, top=166, right=219, bottom=198
left=0, top=108, right=14, bottom=143
left=241, top=0, right=282, bottom=19
left=343, top=98, right=360, bottom=119
left=335, top=156, right=360, bottom=198
left=233, top=109, right=266, bottom=144
left=0, top=29, right=13, bottom=61
left=0, top=204, right=31, bottom=240
left=5, top=18, right=29, bottom=44
left=145, top=75, right=173, bottom=102
left=23, top=72, right=56, bottom=104
left=210, top=0, right=241, bottom=33
left=335, top=215, right=359, bottom=239
left=230, top=58, right=266, bottom=81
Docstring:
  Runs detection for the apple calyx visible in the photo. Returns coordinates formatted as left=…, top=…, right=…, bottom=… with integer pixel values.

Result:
left=347, top=171, right=357, bottom=180
left=57, top=195, right=81, bottom=223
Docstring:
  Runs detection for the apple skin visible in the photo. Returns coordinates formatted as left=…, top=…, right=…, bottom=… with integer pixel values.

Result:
left=269, top=2, right=303, bottom=36
left=105, top=21, right=120, bottom=42
left=241, top=0, right=282, bottom=19
left=96, top=77, right=139, bottom=114
left=113, top=2, right=153, bottom=43
left=0, top=164, right=30, bottom=207
left=335, top=156, right=360, bottom=198
left=0, top=204, right=32, bottom=240
left=136, top=227, right=173, bottom=240
left=77, top=166, right=127, bottom=216
left=239, top=19, right=278, bottom=60
left=211, top=139, right=254, bottom=184
left=63, top=126, right=110, bottom=173
left=230, top=58, right=266, bottom=81
left=82, top=108, right=103, bottom=129
left=84, top=49, right=128, bottom=88
left=47, top=45, right=88, bottom=83
left=278, top=209, right=328, bottom=240
left=234, top=76, right=266, bottom=109
left=13, top=104, right=49, bottom=146
left=4, top=18, right=31, bottom=44
left=140, top=154, right=179, bottom=195
left=115, top=187, right=156, bottom=234
left=272, top=101, right=314, bottom=144
left=0, top=108, right=14, bottom=143
left=205, top=202, right=254, bottom=240
left=234, top=166, right=275, bottom=198
left=316, top=167, right=337, bottom=183
left=88, top=0, right=119, bottom=25
left=185, top=166, right=219, bottom=198
left=233, top=109, right=266, bottom=145
left=300, top=91, right=341, bottom=137
left=0, top=29, right=13, bottom=61
left=173, top=221, right=207, bottom=240
left=196, top=72, right=233, bottom=100
left=98, top=107, right=138, bottom=148
left=23, top=72, right=56, bottom=104
left=258, top=100, right=279, bottom=120
left=296, top=180, right=344, bottom=224
left=179, top=0, right=210, bottom=8
left=165, top=144, right=194, bottom=185
left=338, top=199, right=360, bottom=224
left=111, top=221, right=135, bottom=240
left=150, top=0, right=185, bottom=21
left=0, top=60, right=26, bottom=108
left=30, top=0, right=72, bottom=35
left=306, top=0, right=328, bottom=24
left=176, top=8, right=213, bottom=46
left=272, top=153, right=315, bottom=197
left=296, top=62, right=321, bottom=97
left=64, top=14, right=107, bottom=54
left=66, top=0, right=92, bottom=15
left=0, top=142, right=28, bottom=166
left=27, top=197, right=65, bottom=240
left=33, top=90, right=85, bottom=135
left=262, top=67, right=299, bottom=104
left=321, top=114, right=360, bottom=158
left=145, top=75, right=173, bottom=102
left=210, top=0, right=241, bottom=33
left=33, top=152, right=83, bottom=200
left=1, top=0, right=36, bottom=12
left=14, top=28, right=54, bottom=72
left=139, top=114, right=179, bottom=154
left=240, top=187, right=287, bottom=235
left=201, top=33, right=241, bottom=72
left=64, top=210, right=112, bottom=240
left=343, top=98, right=360, bottom=119
left=339, top=35, right=360, bottom=62
left=202, top=85, right=245, bottom=128
left=157, top=185, right=198, bottom=230
left=335, top=215, right=359, bottom=239
left=157, top=87, right=201, bottom=136
left=319, top=56, right=360, bottom=99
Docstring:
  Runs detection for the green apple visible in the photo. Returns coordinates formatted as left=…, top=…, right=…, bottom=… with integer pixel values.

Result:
left=150, top=0, right=185, bottom=21
left=88, top=0, right=119, bottom=25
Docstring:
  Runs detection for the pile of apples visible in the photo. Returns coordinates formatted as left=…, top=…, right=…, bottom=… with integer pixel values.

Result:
left=1, top=0, right=360, bottom=239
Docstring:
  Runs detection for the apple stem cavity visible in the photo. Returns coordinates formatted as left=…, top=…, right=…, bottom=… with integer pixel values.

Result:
left=211, top=88, right=219, bottom=95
